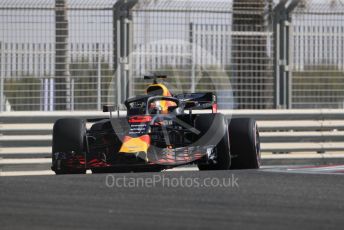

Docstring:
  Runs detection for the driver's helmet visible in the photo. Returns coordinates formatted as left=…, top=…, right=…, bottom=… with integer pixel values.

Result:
left=146, top=84, right=176, bottom=114
left=149, top=100, right=162, bottom=114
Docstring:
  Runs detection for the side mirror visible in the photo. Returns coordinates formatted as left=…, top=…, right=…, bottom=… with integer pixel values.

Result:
left=103, top=105, right=116, bottom=113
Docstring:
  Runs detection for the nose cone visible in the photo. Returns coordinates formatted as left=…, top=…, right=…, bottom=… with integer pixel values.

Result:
left=119, top=135, right=150, bottom=154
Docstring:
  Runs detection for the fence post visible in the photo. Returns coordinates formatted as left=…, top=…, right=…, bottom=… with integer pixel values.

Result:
left=55, top=0, right=69, bottom=110
left=0, top=41, right=3, bottom=112
left=113, top=0, right=138, bottom=109
left=190, top=23, right=195, bottom=93
left=97, top=43, right=101, bottom=111
left=43, top=78, right=48, bottom=111
left=50, top=77, right=54, bottom=111
left=70, top=77, right=74, bottom=111
left=116, top=19, right=122, bottom=108
left=273, top=0, right=299, bottom=109
left=127, top=18, right=133, bottom=98
left=288, top=20, right=294, bottom=109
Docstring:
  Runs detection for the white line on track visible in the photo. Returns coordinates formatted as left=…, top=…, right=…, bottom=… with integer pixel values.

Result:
left=0, top=167, right=198, bottom=177
left=165, top=167, right=198, bottom=172
left=4, top=165, right=343, bottom=177
left=287, top=165, right=344, bottom=172
left=263, top=165, right=344, bottom=175
left=0, top=170, right=55, bottom=177
left=0, top=158, right=51, bottom=165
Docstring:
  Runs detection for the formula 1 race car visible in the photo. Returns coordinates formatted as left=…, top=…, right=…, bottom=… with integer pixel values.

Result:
left=51, top=75, right=260, bottom=174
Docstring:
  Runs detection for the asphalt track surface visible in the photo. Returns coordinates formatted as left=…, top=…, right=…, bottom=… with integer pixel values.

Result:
left=1, top=168, right=344, bottom=230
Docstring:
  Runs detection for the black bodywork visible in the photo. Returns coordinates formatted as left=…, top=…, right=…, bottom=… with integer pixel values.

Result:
left=52, top=92, right=221, bottom=172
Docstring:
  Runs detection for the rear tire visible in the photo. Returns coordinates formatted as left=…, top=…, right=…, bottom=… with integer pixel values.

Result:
left=229, top=118, right=260, bottom=169
left=52, top=118, right=87, bottom=174
left=195, top=114, right=231, bottom=170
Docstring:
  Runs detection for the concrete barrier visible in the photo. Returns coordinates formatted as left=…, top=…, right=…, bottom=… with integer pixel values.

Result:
left=1, top=109, right=344, bottom=172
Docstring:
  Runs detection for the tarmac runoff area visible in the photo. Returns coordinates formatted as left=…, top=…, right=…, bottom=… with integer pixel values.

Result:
left=0, top=166, right=344, bottom=230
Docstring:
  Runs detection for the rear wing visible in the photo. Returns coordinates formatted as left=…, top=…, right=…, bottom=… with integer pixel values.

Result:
left=176, top=92, right=217, bottom=113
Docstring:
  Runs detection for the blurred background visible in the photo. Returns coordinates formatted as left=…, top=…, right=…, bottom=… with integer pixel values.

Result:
left=0, top=0, right=343, bottom=111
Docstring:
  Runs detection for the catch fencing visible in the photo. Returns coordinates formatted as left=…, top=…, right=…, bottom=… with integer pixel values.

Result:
left=0, top=0, right=343, bottom=111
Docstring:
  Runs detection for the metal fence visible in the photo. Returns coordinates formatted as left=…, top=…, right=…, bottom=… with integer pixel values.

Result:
left=0, top=0, right=115, bottom=111
left=116, top=0, right=274, bottom=109
left=290, top=1, right=344, bottom=108
left=0, top=0, right=343, bottom=111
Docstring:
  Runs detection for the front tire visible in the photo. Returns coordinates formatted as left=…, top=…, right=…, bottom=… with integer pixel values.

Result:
left=195, top=114, right=231, bottom=171
left=229, top=118, right=261, bottom=169
left=52, top=118, right=87, bottom=174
